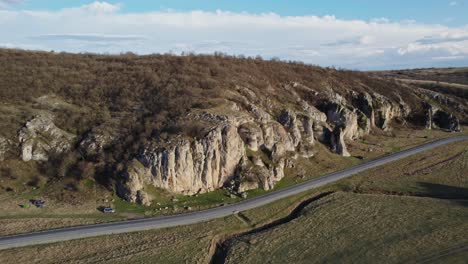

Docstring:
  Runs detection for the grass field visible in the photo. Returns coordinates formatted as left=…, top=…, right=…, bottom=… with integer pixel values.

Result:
left=224, top=192, right=468, bottom=264
left=0, top=137, right=466, bottom=263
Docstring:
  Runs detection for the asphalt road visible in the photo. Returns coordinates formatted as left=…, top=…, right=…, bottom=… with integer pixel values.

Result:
left=0, top=136, right=466, bottom=250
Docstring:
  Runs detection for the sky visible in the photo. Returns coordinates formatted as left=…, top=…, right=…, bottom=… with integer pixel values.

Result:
left=1, top=0, right=468, bottom=70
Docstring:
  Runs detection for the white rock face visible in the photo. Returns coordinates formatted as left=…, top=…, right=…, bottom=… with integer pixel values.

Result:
left=121, top=124, right=245, bottom=199
left=119, top=83, right=418, bottom=204
left=330, top=127, right=350, bottom=157
left=18, top=115, right=75, bottom=161
left=372, top=93, right=404, bottom=131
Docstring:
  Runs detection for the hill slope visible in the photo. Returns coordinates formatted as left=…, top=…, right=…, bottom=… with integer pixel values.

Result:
left=0, top=49, right=463, bottom=205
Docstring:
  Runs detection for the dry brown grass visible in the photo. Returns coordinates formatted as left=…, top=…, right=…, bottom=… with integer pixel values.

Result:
left=0, top=218, right=110, bottom=237
left=342, top=140, right=468, bottom=198
left=224, top=192, right=468, bottom=264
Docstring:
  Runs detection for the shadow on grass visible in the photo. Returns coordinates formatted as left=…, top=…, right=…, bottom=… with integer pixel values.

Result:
left=417, top=182, right=468, bottom=207
left=210, top=191, right=335, bottom=264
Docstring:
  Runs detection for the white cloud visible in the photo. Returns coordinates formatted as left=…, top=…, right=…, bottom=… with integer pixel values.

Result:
left=0, top=0, right=22, bottom=8
left=1, top=1, right=468, bottom=69
left=449, top=1, right=458, bottom=6
left=33, top=34, right=146, bottom=42
left=78, top=1, right=120, bottom=13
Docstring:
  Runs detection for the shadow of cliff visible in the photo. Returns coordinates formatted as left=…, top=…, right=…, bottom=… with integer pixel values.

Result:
left=417, top=182, right=468, bottom=207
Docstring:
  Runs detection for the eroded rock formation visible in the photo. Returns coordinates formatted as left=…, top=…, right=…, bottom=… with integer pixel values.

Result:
left=18, top=115, right=75, bottom=161
left=424, top=103, right=461, bottom=132
left=118, top=84, right=433, bottom=204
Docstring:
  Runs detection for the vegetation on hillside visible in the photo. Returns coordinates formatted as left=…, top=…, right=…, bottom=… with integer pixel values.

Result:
left=0, top=48, right=424, bottom=192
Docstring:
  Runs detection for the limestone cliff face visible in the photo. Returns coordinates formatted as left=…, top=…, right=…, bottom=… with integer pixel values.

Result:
left=119, top=124, right=246, bottom=201
left=118, top=84, right=416, bottom=202
left=18, top=115, right=75, bottom=161
left=119, top=83, right=423, bottom=204
left=118, top=83, right=424, bottom=204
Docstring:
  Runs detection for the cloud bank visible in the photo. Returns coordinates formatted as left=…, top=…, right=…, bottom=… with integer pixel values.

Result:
left=1, top=1, right=468, bottom=69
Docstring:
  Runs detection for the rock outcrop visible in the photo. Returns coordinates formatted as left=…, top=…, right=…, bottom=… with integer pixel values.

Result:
left=118, top=83, right=424, bottom=204
left=79, top=125, right=117, bottom=158
left=119, top=124, right=246, bottom=201
left=0, top=137, right=12, bottom=161
left=424, top=103, right=461, bottom=132
left=18, top=115, right=75, bottom=161
left=329, top=127, right=350, bottom=157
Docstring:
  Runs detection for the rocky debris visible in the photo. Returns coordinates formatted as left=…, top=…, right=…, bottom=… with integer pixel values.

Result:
left=79, top=126, right=117, bottom=158
left=136, top=190, right=152, bottom=206
left=297, top=143, right=315, bottom=158
left=0, top=136, right=12, bottom=161
left=18, top=115, right=75, bottom=161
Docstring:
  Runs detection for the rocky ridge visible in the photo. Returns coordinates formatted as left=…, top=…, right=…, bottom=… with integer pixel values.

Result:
left=3, top=83, right=461, bottom=206
left=117, top=82, right=461, bottom=204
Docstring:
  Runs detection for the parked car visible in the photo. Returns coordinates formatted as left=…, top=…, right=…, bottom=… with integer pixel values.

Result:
left=102, top=207, right=115, bottom=213
left=32, top=199, right=46, bottom=208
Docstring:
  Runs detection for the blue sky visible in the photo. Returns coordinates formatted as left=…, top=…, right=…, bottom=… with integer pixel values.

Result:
left=1, top=0, right=468, bottom=69
left=10, top=0, right=468, bottom=26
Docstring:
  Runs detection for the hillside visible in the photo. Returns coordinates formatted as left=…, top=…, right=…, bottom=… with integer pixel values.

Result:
left=372, top=68, right=468, bottom=126
left=0, top=49, right=464, bottom=206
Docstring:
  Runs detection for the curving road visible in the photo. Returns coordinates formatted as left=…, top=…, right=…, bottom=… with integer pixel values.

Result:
left=0, top=136, right=467, bottom=250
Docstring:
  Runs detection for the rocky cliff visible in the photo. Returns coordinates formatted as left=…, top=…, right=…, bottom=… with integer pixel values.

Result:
left=0, top=50, right=463, bottom=206
left=117, top=82, right=460, bottom=204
